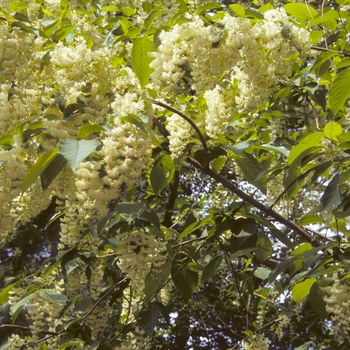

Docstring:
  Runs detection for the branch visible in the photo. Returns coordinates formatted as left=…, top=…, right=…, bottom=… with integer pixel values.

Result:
left=311, top=45, right=350, bottom=57
left=84, top=277, right=129, bottom=319
left=187, top=157, right=321, bottom=246
left=162, top=170, right=179, bottom=227
left=151, top=99, right=210, bottom=166
left=303, top=226, right=335, bottom=242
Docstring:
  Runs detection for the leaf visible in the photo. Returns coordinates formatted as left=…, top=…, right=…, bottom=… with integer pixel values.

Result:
left=324, top=122, right=342, bottom=141
left=245, top=8, right=264, bottom=19
left=58, top=138, right=99, bottom=171
left=145, top=259, right=172, bottom=303
left=196, top=2, right=222, bottom=15
left=321, top=173, right=341, bottom=213
left=22, top=148, right=58, bottom=192
left=284, top=3, right=317, bottom=22
left=11, top=293, right=36, bottom=323
left=0, top=341, right=12, bottom=350
left=234, top=153, right=266, bottom=194
left=268, top=256, right=298, bottom=283
left=288, top=133, right=324, bottom=165
left=202, top=256, right=223, bottom=285
left=292, top=278, right=316, bottom=303
left=172, top=253, right=198, bottom=302
left=229, top=4, right=245, bottom=17
left=131, top=37, right=154, bottom=88
left=79, top=124, right=106, bottom=138
left=308, top=281, right=328, bottom=319
left=51, top=25, right=76, bottom=42
left=115, top=202, right=147, bottom=223
left=139, top=302, right=162, bottom=336
left=255, top=233, right=272, bottom=262
left=39, top=289, right=68, bottom=304
left=40, top=153, right=67, bottom=191
left=0, top=284, right=13, bottom=305
left=177, top=216, right=212, bottom=241
left=329, top=67, right=350, bottom=115
left=150, top=154, right=174, bottom=195
left=253, top=267, right=271, bottom=280
left=9, top=1, right=29, bottom=12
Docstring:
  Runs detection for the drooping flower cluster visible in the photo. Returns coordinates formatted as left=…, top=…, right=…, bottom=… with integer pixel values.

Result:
left=116, top=230, right=167, bottom=290
left=150, top=8, right=311, bottom=149
left=323, top=273, right=350, bottom=345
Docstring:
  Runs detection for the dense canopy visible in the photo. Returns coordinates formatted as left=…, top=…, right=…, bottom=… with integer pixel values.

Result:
left=1, top=0, right=350, bottom=349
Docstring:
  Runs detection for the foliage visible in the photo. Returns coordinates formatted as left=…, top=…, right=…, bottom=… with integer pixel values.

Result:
left=1, top=0, right=350, bottom=349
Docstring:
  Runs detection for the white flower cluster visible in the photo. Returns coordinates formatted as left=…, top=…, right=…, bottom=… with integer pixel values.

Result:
left=150, top=9, right=311, bottom=146
left=323, top=273, right=350, bottom=345
left=116, top=230, right=167, bottom=290
left=166, top=113, right=193, bottom=158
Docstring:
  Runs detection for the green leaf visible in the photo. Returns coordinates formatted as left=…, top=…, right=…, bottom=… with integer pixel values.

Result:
left=58, top=138, right=99, bottom=171
left=11, top=293, right=36, bottom=323
left=229, top=4, right=245, bottom=17
left=245, top=8, right=264, bottom=19
left=308, top=281, right=328, bottom=318
left=9, top=1, right=28, bottom=12
left=253, top=267, right=271, bottom=280
left=321, top=173, right=341, bottom=213
left=79, top=124, right=106, bottom=138
left=284, top=3, right=317, bottom=22
left=121, top=7, right=136, bottom=16
left=51, top=25, right=76, bottom=42
left=131, top=37, right=154, bottom=88
left=172, top=253, right=198, bottom=302
left=268, top=256, right=297, bottom=283
left=115, top=202, right=147, bottom=223
left=234, top=153, right=266, bottom=194
left=324, top=122, right=342, bottom=141
left=177, top=216, right=212, bottom=241
left=41, top=154, right=67, bottom=191
left=22, top=148, right=58, bottom=192
left=288, top=133, right=324, bottom=165
left=150, top=154, right=174, bottom=195
left=292, top=278, right=316, bottom=303
left=255, top=233, right=272, bottom=262
left=145, top=259, right=172, bottom=303
left=202, top=256, right=223, bottom=285
left=0, top=341, right=12, bottom=350
left=329, top=67, right=350, bottom=115
left=196, top=2, right=222, bottom=15
left=0, top=284, right=13, bottom=305
left=139, top=302, right=162, bottom=336
left=39, top=289, right=68, bottom=304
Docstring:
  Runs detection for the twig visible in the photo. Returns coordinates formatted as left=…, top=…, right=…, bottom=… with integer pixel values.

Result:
left=311, top=45, right=350, bottom=57
left=172, top=235, right=208, bottom=249
left=187, top=157, right=320, bottom=246
left=303, top=226, right=335, bottom=242
left=84, top=277, right=128, bottom=319
left=151, top=99, right=210, bottom=166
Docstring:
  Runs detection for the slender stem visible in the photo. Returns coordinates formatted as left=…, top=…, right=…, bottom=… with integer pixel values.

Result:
left=84, top=277, right=128, bottom=319
left=151, top=99, right=210, bottom=166
left=311, top=45, right=350, bottom=57
left=187, top=156, right=320, bottom=246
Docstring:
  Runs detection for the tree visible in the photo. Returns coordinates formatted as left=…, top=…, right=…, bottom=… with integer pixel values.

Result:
left=1, top=0, right=350, bottom=349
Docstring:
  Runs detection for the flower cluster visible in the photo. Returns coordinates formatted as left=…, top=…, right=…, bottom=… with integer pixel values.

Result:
left=242, top=336, right=269, bottom=350
left=150, top=8, right=311, bottom=148
left=323, top=273, right=350, bottom=345
left=116, top=230, right=167, bottom=289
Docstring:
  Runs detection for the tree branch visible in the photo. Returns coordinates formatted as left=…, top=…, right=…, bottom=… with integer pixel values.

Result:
left=84, top=277, right=129, bottom=319
left=151, top=99, right=210, bottom=166
left=187, top=157, right=321, bottom=246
